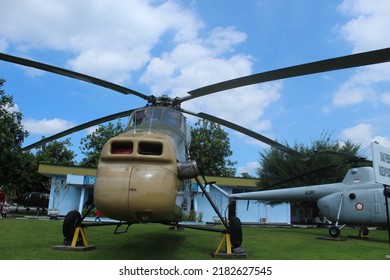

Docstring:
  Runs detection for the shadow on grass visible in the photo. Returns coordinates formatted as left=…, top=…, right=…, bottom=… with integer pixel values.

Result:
left=106, top=229, right=188, bottom=259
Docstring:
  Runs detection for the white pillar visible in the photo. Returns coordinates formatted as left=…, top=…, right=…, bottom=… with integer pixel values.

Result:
left=79, top=187, right=86, bottom=214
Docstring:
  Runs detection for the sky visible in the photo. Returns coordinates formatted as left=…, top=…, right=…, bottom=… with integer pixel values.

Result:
left=1, top=0, right=390, bottom=176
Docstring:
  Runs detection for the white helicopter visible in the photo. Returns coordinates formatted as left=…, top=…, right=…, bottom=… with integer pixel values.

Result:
left=213, top=144, right=390, bottom=241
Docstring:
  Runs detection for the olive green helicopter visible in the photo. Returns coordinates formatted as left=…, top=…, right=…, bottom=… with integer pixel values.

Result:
left=1, top=47, right=389, bottom=254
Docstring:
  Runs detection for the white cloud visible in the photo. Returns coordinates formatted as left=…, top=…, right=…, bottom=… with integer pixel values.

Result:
left=0, top=0, right=201, bottom=84
left=332, top=76, right=374, bottom=106
left=0, top=38, right=8, bottom=52
left=2, top=103, right=20, bottom=114
left=338, top=0, right=390, bottom=52
left=23, top=118, right=75, bottom=134
left=1, top=1, right=283, bottom=147
left=381, top=92, right=390, bottom=105
left=205, top=26, right=247, bottom=55
left=86, top=125, right=99, bottom=136
left=141, top=26, right=282, bottom=135
left=332, top=63, right=390, bottom=107
left=341, top=123, right=390, bottom=148
left=238, top=161, right=260, bottom=177
left=332, top=0, right=390, bottom=108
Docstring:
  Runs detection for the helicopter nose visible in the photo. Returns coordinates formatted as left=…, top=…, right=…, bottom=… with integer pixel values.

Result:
left=317, top=193, right=343, bottom=222
left=129, top=165, right=180, bottom=222
left=94, top=133, right=183, bottom=222
left=94, top=163, right=179, bottom=222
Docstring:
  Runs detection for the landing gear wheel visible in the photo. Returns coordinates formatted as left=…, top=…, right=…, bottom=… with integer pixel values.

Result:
left=362, top=227, right=369, bottom=236
left=229, top=217, right=243, bottom=248
left=329, top=226, right=340, bottom=238
left=63, top=210, right=81, bottom=242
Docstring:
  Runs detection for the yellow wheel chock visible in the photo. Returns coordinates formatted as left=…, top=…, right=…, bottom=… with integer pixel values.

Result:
left=213, top=231, right=247, bottom=258
left=71, top=226, right=89, bottom=247
left=215, top=232, right=232, bottom=254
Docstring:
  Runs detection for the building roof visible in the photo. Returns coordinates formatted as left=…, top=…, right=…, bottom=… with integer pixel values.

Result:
left=38, top=164, right=258, bottom=188
left=39, top=164, right=97, bottom=177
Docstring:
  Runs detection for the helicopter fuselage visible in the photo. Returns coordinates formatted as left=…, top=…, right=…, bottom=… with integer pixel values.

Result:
left=94, top=106, right=197, bottom=223
left=227, top=166, right=390, bottom=227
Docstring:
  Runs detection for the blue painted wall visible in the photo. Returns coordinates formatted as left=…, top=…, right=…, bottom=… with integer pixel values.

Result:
left=47, top=174, right=290, bottom=223
left=193, top=185, right=290, bottom=224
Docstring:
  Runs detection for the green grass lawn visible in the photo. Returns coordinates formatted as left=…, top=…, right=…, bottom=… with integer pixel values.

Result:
left=0, top=217, right=389, bottom=260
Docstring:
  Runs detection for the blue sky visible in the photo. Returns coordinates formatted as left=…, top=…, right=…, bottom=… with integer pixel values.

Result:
left=1, top=0, right=390, bottom=176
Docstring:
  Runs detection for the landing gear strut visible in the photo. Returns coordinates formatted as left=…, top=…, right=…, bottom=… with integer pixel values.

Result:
left=195, top=177, right=246, bottom=257
left=328, top=193, right=345, bottom=238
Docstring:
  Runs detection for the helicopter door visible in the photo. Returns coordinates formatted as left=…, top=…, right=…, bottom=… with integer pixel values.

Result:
left=366, top=189, right=384, bottom=224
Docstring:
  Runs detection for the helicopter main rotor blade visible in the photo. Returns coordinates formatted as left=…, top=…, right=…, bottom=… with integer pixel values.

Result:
left=259, top=160, right=353, bottom=191
left=0, top=53, right=152, bottom=101
left=182, top=47, right=390, bottom=102
left=182, top=109, right=309, bottom=161
left=21, top=109, right=136, bottom=151
left=313, top=150, right=371, bottom=163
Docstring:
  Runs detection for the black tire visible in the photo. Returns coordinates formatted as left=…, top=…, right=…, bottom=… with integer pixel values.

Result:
left=362, top=227, right=369, bottom=236
left=63, top=210, right=81, bottom=241
left=229, top=216, right=243, bottom=248
left=329, top=226, right=340, bottom=238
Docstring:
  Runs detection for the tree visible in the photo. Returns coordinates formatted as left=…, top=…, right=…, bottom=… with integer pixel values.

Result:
left=257, top=132, right=364, bottom=217
left=14, top=135, right=77, bottom=207
left=257, top=131, right=363, bottom=189
left=11, top=151, right=48, bottom=205
left=79, top=121, right=125, bottom=167
left=240, top=172, right=255, bottom=178
left=189, top=119, right=237, bottom=177
left=0, top=79, right=30, bottom=201
left=35, top=138, right=76, bottom=166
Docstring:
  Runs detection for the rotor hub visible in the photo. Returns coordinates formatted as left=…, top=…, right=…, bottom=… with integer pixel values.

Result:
left=147, top=95, right=182, bottom=109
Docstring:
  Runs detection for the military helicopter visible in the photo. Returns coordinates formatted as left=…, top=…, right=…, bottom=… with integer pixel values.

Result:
left=214, top=165, right=388, bottom=236
left=1, top=47, right=390, bottom=253
left=213, top=144, right=390, bottom=241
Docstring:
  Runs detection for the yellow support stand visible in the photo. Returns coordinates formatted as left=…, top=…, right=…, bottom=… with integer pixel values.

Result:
left=214, top=232, right=232, bottom=255
left=213, top=232, right=247, bottom=258
left=52, top=226, right=95, bottom=251
left=71, top=226, right=89, bottom=247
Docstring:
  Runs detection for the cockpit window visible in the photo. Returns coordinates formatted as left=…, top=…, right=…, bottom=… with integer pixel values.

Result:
left=126, top=108, right=189, bottom=145
left=144, top=108, right=162, bottom=123
left=163, top=110, right=179, bottom=128
left=128, top=108, right=163, bottom=128
left=134, top=110, right=145, bottom=125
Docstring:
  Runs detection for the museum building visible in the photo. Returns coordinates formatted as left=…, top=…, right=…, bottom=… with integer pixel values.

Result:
left=39, top=164, right=293, bottom=224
